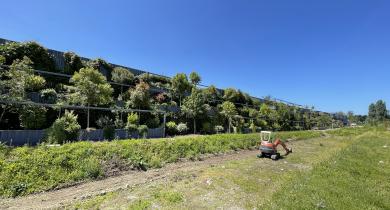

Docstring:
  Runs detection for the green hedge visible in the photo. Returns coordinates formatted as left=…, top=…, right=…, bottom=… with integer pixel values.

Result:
left=0, top=131, right=322, bottom=197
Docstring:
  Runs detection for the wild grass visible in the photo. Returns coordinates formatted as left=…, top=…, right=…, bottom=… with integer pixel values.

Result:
left=0, top=130, right=323, bottom=197
left=262, top=131, right=390, bottom=210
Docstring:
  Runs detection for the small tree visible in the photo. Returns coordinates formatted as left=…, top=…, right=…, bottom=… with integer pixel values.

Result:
left=171, top=73, right=191, bottom=106
left=138, top=125, right=149, bottom=138
left=126, top=81, right=150, bottom=109
left=126, top=112, right=139, bottom=138
left=181, top=88, right=205, bottom=134
left=214, top=125, right=224, bottom=134
left=67, top=67, right=113, bottom=128
left=19, top=105, right=47, bottom=129
left=166, top=121, right=177, bottom=136
left=0, top=56, right=46, bottom=123
left=189, top=71, right=201, bottom=86
left=46, top=110, right=81, bottom=144
left=375, top=100, right=387, bottom=121
left=177, top=123, right=188, bottom=135
left=96, top=116, right=115, bottom=140
left=220, top=101, right=237, bottom=133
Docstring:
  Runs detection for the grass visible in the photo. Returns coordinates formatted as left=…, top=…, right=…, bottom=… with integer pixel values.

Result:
left=72, top=134, right=353, bottom=209
left=71, top=126, right=389, bottom=209
left=0, top=130, right=324, bottom=197
left=262, top=131, right=390, bottom=210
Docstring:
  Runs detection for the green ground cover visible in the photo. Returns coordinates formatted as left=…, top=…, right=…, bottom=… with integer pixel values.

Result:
left=0, top=130, right=323, bottom=197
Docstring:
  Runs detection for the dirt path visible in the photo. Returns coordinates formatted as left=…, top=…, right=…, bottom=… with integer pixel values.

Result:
left=0, top=149, right=259, bottom=210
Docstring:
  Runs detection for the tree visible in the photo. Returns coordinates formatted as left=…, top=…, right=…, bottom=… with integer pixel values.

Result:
left=223, top=88, right=238, bottom=102
left=171, top=73, right=190, bottom=106
left=203, top=85, right=221, bottom=105
left=189, top=71, right=201, bottom=86
left=220, top=101, right=237, bottom=133
left=368, top=100, right=388, bottom=122
left=126, top=81, right=150, bottom=110
left=375, top=100, right=387, bottom=121
left=347, top=111, right=356, bottom=124
left=0, top=56, right=46, bottom=123
left=181, top=88, right=205, bottom=134
left=67, top=67, right=113, bottom=128
left=368, top=103, right=376, bottom=120
left=64, top=52, right=84, bottom=74
left=111, top=67, right=134, bottom=85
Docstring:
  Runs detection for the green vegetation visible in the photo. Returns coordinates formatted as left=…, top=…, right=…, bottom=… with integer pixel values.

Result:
left=263, top=132, right=390, bottom=210
left=1, top=40, right=360, bottom=135
left=71, top=127, right=389, bottom=209
left=46, top=110, right=81, bottom=144
left=0, top=130, right=322, bottom=197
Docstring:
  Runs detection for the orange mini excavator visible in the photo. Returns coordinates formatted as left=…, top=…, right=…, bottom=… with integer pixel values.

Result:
left=257, top=131, right=292, bottom=160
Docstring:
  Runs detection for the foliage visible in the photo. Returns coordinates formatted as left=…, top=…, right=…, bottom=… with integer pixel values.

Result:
left=67, top=67, right=113, bottom=106
left=3, top=56, right=46, bottom=99
left=214, top=125, right=224, bottom=134
left=126, top=81, right=150, bottom=109
left=63, top=52, right=84, bottom=74
left=368, top=100, right=388, bottom=122
left=171, top=73, right=191, bottom=105
left=138, top=125, right=149, bottom=138
left=126, top=113, right=139, bottom=135
left=46, top=110, right=81, bottom=144
left=201, top=122, right=213, bottom=134
left=0, top=130, right=324, bottom=197
left=220, top=101, right=237, bottom=133
left=111, top=67, right=134, bottom=84
left=176, top=123, right=188, bottom=134
left=203, top=85, right=221, bottom=104
left=19, top=105, right=47, bottom=129
left=223, top=88, right=239, bottom=102
left=166, top=121, right=177, bottom=136
left=40, top=88, right=57, bottom=104
left=0, top=41, right=56, bottom=71
left=189, top=71, right=201, bottom=86
left=0, top=55, right=5, bottom=64
left=96, top=116, right=115, bottom=140
left=181, top=88, right=205, bottom=133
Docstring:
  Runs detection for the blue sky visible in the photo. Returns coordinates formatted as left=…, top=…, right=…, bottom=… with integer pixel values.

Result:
left=1, top=0, right=389, bottom=114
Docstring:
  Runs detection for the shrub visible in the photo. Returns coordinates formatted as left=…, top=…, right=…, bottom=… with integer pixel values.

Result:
left=40, top=88, right=57, bottom=104
left=250, top=122, right=257, bottom=133
left=214, top=125, right=224, bottom=134
left=96, top=116, right=115, bottom=140
left=201, top=122, right=213, bottom=134
left=0, top=55, right=5, bottom=64
left=138, top=125, right=149, bottom=138
left=46, top=110, right=81, bottom=144
left=166, top=121, right=177, bottom=136
left=19, top=105, right=47, bottom=129
left=0, top=41, right=56, bottom=71
left=111, top=67, right=134, bottom=84
left=25, top=75, right=46, bottom=91
left=177, top=123, right=188, bottom=134
left=63, top=51, right=83, bottom=74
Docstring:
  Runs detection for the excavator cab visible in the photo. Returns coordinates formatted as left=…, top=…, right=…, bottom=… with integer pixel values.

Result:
left=258, top=131, right=281, bottom=160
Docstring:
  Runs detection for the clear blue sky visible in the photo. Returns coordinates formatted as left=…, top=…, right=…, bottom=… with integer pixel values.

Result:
left=1, top=0, right=389, bottom=114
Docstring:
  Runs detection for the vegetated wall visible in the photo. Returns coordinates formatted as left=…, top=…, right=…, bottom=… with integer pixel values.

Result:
left=0, top=127, right=164, bottom=146
left=0, top=38, right=164, bottom=78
